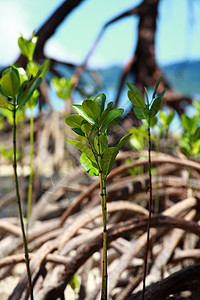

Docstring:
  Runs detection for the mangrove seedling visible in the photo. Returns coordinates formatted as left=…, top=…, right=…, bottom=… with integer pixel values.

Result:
left=0, top=65, right=42, bottom=300
left=127, top=77, right=166, bottom=300
left=18, top=32, right=49, bottom=233
left=65, top=93, right=131, bottom=300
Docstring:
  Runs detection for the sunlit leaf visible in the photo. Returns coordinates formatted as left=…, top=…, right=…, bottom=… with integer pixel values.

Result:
left=65, top=114, right=84, bottom=128
left=80, top=152, right=99, bottom=176
left=18, top=32, right=38, bottom=61
left=17, top=73, right=42, bottom=109
left=82, top=99, right=100, bottom=122
left=1, top=67, right=20, bottom=98
left=67, top=139, right=96, bottom=163
left=69, top=273, right=79, bottom=291
left=72, top=104, right=95, bottom=125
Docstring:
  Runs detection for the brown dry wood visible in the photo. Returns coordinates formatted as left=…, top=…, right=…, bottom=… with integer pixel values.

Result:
left=59, top=155, right=200, bottom=225
left=31, top=215, right=200, bottom=300
left=171, top=249, right=200, bottom=262
left=0, top=219, right=22, bottom=237
left=108, top=197, right=197, bottom=294
left=134, top=210, right=196, bottom=293
left=0, top=252, right=71, bottom=268
left=127, top=263, right=200, bottom=300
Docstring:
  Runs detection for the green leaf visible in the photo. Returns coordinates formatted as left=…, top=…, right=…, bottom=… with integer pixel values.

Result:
left=72, top=104, right=95, bottom=125
left=181, top=114, right=197, bottom=135
left=67, top=139, right=96, bottom=163
left=153, top=76, right=162, bottom=98
left=80, top=153, right=99, bottom=176
left=69, top=273, right=79, bottom=291
left=51, top=77, right=73, bottom=100
left=0, top=93, right=10, bottom=109
left=100, top=108, right=124, bottom=132
left=72, top=128, right=85, bottom=137
left=25, top=89, right=39, bottom=109
left=17, top=74, right=42, bottom=109
left=98, top=102, right=113, bottom=127
left=94, top=134, right=108, bottom=152
left=65, top=114, right=84, bottom=128
left=191, top=127, right=200, bottom=142
left=126, top=82, right=143, bottom=97
left=94, top=93, right=106, bottom=115
left=134, top=107, right=148, bottom=119
left=82, top=99, right=100, bottom=122
left=159, top=89, right=166, bottom=100
left=128, top=90, right=146, bottom=109
left=102, top=147, right=116, bottom=176
left=1, top=67, right=20, bottom=98
left=116, top=133, right=132, bottom=151
left=144, top=87, right=149, bottom=106
left=150, top=96, right=161, bottom=118
left=18, top=33, right=38, bottom=61
left=26, top=61, right=39, bottom=77
left=81, top=122, right=93, bottom=137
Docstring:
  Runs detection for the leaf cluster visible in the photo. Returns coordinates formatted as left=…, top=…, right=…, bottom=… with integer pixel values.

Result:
left=0, top=33, right=48, bottom=114
left=65, top=93, right=131, bottom=177
left=127, top=77, right=166, bottom=123
left=179, top=114, right=200, bottom=159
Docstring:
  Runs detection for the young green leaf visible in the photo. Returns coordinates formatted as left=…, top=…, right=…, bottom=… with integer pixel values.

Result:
left=18, top=33, right=38, bottom=61
left=81, top=122, right=93, bottom=137
left=100, top=108, right=124, bottom=133
left=0, top=93, right=10, bottom=109
left=67, top=139, right=96, bottom=163
left=101, top=147, right=116, bottom=176
left=82, top=99, right=100, bottom=122
left=94, top=93, right=106, bottom=115
left=17, top=75, right=42, bottom=109
left=134, top=107, right=148, bottom=119
left=181, top=114, right=197, bottom=135
left=65, top=114, right=84, bottom=128
left=115, top=133, right=132, bottom=151
left=128, top=90, right=146, bottom=109
left=94, top=134, right=108, bottom=153
left=72, top=128, right=85, bottom=137
left=159, top=89, right=166, bottom=100
left=153, top=76, right=162, bottom=99
left=1, top=67, right=20, bottom=98
left=72, top=104, right=95, bottom=125
left=126, top=82, right=143, bottom=97
left=149, top=96, right=161, bottom=118
left=80, top=153, right=99, bottom=176
left=98, top=102, right=113, bottom=127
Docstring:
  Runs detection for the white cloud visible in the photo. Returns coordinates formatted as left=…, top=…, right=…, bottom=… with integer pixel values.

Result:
left=0, top=1, right=31, bottom=65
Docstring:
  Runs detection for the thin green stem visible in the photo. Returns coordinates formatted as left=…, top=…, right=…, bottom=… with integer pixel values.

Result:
left=142, top=122, right=153, bottom=300
left=26, top=109, right=34, bottom=234
left=97, top=131, right=107, bottom=300
left=13, top=100, right=33, bottom=300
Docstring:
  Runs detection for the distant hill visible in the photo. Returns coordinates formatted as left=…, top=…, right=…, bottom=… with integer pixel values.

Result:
left=162, top=60, right=200, bottom=96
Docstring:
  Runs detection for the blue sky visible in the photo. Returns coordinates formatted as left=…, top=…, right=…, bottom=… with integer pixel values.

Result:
left=1, top=0, right=200, bottom=67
